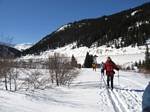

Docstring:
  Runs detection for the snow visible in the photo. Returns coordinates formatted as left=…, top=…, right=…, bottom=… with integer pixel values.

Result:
left=128, top=20, right=149, bottom=30
left=136, top=21, right=143, bottom=27
left=147, top=39, right=150, bottom=44
left=0, top=68, right=149, bottom=112
left=14, top=43, right=33, bottom=51
left=20, top=43, right=147, bottom=66
left=105, top=18, right=108, bottom=21
left=131, top=10, right=138, bottom=16
left=131, top=10, right=141, bottom=16
left=57, top=24, right=71, bottom=32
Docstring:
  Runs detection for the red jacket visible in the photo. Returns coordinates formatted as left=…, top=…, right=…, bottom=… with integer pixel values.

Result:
left=104, top=60, right=119, bottom=76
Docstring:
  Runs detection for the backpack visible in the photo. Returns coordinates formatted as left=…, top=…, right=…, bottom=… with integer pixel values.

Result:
left=106, top=63, right=113, bottom=72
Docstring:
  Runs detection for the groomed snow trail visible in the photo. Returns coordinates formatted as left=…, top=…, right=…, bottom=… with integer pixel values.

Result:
left=98, top=69, right=149, bottom=112
left=0, top=68, right=149, bottom=112
left=101, top=72, right=128, bottom=112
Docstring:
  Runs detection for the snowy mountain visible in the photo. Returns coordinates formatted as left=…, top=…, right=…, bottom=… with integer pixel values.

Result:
left=23, top=2, right=150, bottom=55
left=0, top=2, right=150, bottom=112
left=21, top=42, right=149, bottom=68
left=14, top=43, right=33, bottom=51
left=56, top=24, right=71, bottom=32
left=0, top=44, right=21, bottom=57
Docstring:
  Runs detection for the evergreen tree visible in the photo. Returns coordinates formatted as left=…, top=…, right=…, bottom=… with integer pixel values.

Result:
left=142, top=60, right=145, bottom=66
left=138, top=60, right=142, bottom=67
left=145, top=44, right=150, bottom=70
left=135, top=61, right=138, bottom=67
left=71, top=55, right=77, bottom=67
left=89, top=55, right=94, bottom=66
left=84, top=52, right=93, bottom=68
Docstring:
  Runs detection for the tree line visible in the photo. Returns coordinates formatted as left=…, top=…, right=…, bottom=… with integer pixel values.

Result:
left=134, top=44, right=150, bottom=72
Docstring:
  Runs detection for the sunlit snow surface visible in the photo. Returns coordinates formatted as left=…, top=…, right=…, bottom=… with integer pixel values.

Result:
left=21, top=43, right=148, bottom=66
left=14, top=43, right=33, bottom=51
left=0, top=69, right=149, bottom=112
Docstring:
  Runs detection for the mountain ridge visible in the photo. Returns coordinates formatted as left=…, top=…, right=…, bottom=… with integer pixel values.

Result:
left=14, top=43, right=33, bottom=51
left=23, top=2, right=150, bottom=55
left=0, top=43, right=21, bottom=58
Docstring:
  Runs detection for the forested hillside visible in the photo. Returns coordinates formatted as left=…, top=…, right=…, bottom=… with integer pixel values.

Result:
left=23, top=2, right=150, bottom=55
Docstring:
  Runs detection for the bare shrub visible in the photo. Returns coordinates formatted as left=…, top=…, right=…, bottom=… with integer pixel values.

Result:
left=48, top=53, right=79, bottom=86
left=12, top=68, right=19, bottom=91
left=0, top=58, right=14, bottom=90
left=21, top=70, right=50, bottom=91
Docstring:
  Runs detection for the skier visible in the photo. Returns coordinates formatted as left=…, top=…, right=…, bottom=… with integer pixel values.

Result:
left=92, top=55, right=98, bottom=71
left=101, top=62, right=104, bottom=75
left=142, top=82, right=150, bottom=112
left=92, top=63, right=96, bottom=71
left=104, top=57, right=119, bottom=90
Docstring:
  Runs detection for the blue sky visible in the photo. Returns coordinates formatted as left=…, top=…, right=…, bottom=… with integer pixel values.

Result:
left=0, top=0, right=150, bottom=44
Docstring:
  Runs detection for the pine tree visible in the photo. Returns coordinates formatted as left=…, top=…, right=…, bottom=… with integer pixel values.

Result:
left=145, top=44, right=150, bottom=70
left=89, top=55, right=94, bottom=66
left=138, top=60, right=142, bottom=67
left=142, top=60, right=145, bottom=66
left=135, top=61, right=138, bottom=67
left=84, top=52, right=93, bottom=68
left=71, top=55, right=77, bottom=67
left=84, top=52, right=90, bottom=68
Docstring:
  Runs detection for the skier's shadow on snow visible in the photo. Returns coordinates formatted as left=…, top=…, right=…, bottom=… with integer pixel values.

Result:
left=114, top=87, right=144, bottom=92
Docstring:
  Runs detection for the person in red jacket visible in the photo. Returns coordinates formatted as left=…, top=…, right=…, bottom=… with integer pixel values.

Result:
left=104, top=57, right=119, bottom=90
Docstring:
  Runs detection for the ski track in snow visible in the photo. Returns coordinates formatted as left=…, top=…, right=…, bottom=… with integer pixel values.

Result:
left=116, top=90, right=141, bottom=112
left=100, top=71, right=127, bottom=112
left=0, top=68, right=149, bottom=112
left=97, top=69, right=148, bottom=112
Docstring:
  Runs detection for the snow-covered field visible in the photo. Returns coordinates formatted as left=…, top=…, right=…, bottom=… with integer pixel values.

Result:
left=20, top=43, right=148, bottom=66
left=0, top=68, right=149, bottom=112
left=5, top=43, right=148, bottom=112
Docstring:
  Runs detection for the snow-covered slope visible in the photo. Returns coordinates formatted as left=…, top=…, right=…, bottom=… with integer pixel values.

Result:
left=21, top=43, right=148, bottom=66
left=57, top=24, right=71, bottom=32
left=131, top=10, right=142, bottom=16
left=0, top=68, right=149, bottom=112
left=14, top=43, right=33, bottom=51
